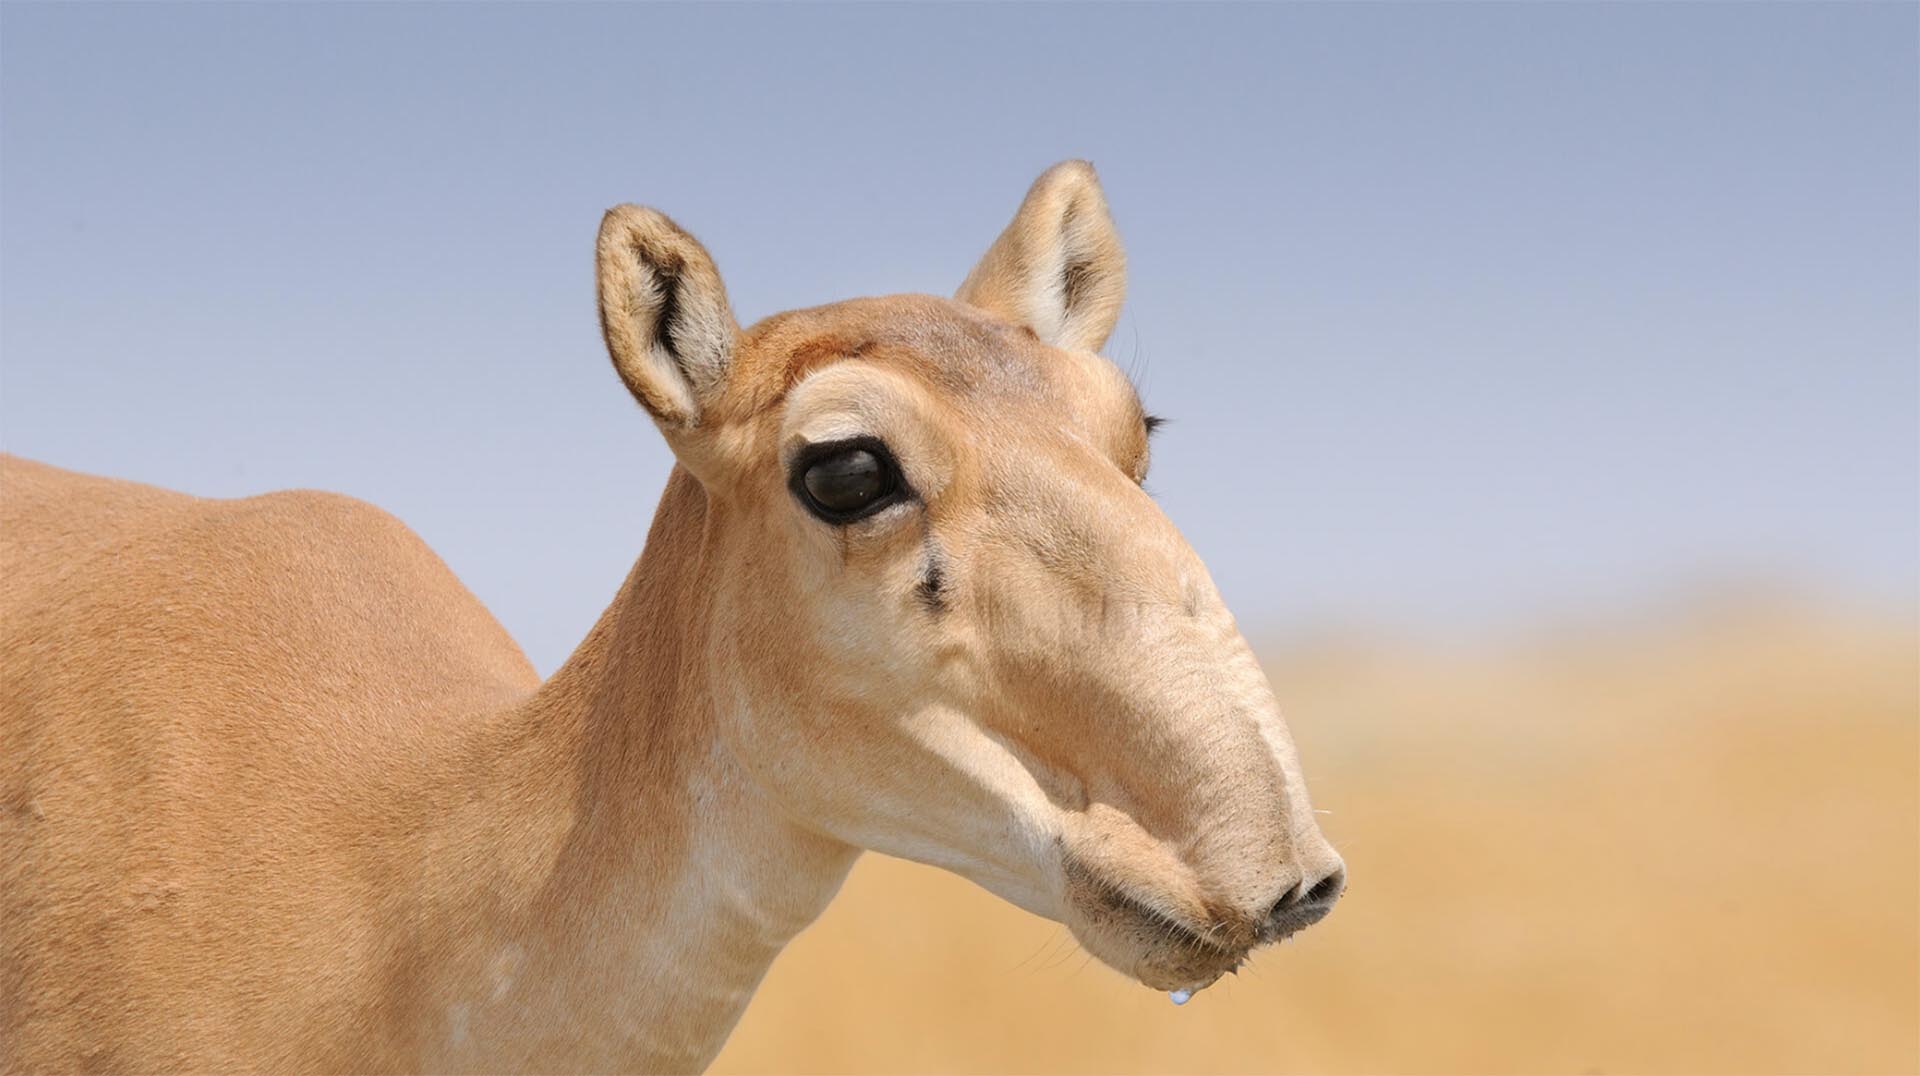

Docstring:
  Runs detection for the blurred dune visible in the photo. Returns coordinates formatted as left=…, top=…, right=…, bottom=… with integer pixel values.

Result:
left=712, top=602, right=1918, bottom=1075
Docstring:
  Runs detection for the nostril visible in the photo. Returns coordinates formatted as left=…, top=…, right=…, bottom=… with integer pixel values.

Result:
left=1303, top=864, right=1346, bottom=907
left=1263, top=863, right=1346, bottom=935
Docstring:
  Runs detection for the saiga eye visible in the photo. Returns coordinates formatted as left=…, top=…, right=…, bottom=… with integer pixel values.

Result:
left=791, top=439, right=905, bottom=523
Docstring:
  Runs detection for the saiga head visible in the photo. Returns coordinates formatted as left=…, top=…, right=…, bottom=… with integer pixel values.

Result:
left=595, top=162, right=1343, bottom=995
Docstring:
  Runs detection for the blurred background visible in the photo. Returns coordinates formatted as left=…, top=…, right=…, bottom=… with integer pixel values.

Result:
left=3, top=4, right=1913, bottom=1073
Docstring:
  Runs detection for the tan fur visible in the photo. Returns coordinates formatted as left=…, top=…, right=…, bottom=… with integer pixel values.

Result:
left=0, top=162, right=1341, bottom=1073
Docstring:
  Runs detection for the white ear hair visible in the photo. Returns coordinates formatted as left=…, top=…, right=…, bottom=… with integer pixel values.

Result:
left=596, top=205, right=738, bottom=427
left=956, top=160, right=1127, bottom=352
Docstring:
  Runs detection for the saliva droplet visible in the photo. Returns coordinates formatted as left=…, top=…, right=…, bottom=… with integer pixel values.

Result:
left=1168, top=989, right=1193, bottom=1006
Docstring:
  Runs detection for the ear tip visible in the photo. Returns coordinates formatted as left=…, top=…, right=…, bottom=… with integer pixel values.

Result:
left=598, top=203, right=688, bottom=247
left=600, top=202, right=649, bottom=226
left=1030, top=160, right=1112, bottom=215
left=1040, top=158, right=1103, bottom=188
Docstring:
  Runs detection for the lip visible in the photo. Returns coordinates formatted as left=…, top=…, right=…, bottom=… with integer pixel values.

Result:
left=1061, top=860, right=1253, bottom=992
left=1102, top=888, right=1249, bottom=993
left=1098, top=885, right=1242, bottom=961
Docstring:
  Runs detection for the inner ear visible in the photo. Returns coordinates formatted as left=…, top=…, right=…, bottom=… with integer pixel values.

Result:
left=596, top=205, right=738, bottom=427
left=956, top=160, right=1127, bottom=353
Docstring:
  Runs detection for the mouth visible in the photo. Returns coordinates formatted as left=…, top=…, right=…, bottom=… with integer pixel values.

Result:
left=1099, top=886, right=1244, bottom=961
left=1061, top=860, right=1254, bottom=995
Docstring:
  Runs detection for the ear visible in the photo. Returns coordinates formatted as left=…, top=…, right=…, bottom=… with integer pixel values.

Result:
left=596, top=205, right=739, bottom=428
left=955, top=160, right=1127, bottom=352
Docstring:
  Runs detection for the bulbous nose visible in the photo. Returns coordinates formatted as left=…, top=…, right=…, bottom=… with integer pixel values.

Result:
left=1263, top=860, right=1346, bottom=940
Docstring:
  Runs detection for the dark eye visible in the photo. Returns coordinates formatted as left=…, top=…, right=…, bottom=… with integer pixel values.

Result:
left=790, top=439, right=906, bottom=523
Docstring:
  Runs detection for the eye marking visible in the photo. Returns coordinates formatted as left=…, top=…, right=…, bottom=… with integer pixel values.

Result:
left=788, top=436, right=910, bottom=525
left=916, top=539, right=947, bottom=614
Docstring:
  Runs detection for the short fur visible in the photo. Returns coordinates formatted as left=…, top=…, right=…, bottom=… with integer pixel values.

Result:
left=0, top=162, right=1342, bottom=1074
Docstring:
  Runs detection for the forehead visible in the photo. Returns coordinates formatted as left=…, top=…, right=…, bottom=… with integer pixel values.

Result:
left=731, top=294, right=1147, bottom=436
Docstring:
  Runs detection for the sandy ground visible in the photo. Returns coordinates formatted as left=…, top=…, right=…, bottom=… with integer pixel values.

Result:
left=711, top=605, right=1918, bottom=1074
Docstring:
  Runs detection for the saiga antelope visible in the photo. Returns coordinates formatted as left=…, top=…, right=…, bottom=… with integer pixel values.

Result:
left=0, top=162, right=1344, bottom=1073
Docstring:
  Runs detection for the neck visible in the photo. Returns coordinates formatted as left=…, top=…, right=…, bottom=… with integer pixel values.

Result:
left=419, top=468, right=858, bottom=1074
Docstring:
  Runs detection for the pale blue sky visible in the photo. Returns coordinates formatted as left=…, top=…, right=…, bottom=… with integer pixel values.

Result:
left=3, top=3, right=1915, bottom=671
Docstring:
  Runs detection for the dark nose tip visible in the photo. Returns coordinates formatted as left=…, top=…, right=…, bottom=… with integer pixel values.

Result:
left=1264, top=862, right=1346, bottom=938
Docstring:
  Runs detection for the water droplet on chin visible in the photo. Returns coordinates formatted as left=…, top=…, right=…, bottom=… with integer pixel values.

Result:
left=1168, top=989, right=1192, bottom=1005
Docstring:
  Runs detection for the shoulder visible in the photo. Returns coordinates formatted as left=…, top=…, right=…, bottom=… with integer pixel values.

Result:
left=3, top=459, right=540, bottom=707
left=189, top=488, right=541, bottom=698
